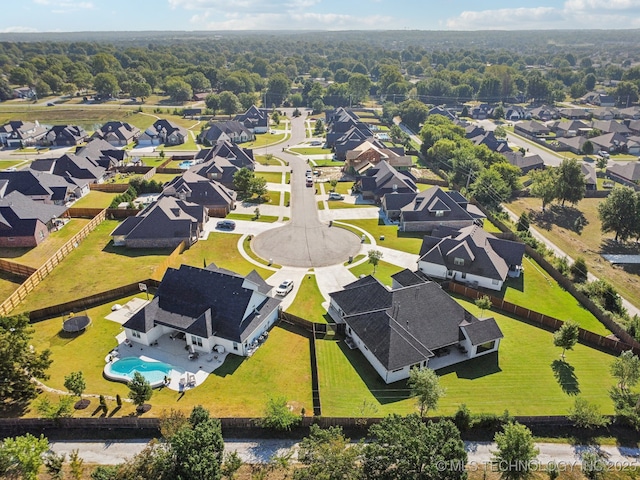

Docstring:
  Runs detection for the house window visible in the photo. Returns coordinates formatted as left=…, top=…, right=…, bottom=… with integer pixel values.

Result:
left=446, top=270, right=453, bottom=277
left=454, top=257, right=464, bottom=266
left=7, top=237, right=14, bottom=242
left=461, top=273, right=467, bottom=279
left=131, top=331, right=141, bottom=339
left=435, top=210, right=444, bottom=217
left=391, top=367, right=404, bottom=373
left=191, top=335, right=202, bottom=347
left=477, top=341, right=495, bottom=353
left=233, top=342, right=238, bottom=351
left=347, top=327, right=351, bottom=335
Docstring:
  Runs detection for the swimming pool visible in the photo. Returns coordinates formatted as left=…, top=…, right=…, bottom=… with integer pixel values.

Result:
left=178, top=160, right=195, bottom=169
left=104, top=357, right=173, bottom=387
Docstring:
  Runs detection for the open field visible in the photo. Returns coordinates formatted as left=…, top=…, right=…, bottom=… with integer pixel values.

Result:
left=316, top=295, right=616, bottom=417
left=0, top=218, right=91, bottom=268
left=0, top=105, right=142, bottom=131
left=27, top=297, right=312, bottom=418
left=507, top=197, right=640, bottom=310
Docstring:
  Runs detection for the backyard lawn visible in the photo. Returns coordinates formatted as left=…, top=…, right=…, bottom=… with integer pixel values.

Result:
left=507, top=197, right=640, bottom=310
left=349, top=259, right=404, bottom=288
left=340, top=219, right=423, bottom=254
left=316, top=296, right=616, bottom=417
left=149, top=173, right=181, bottom=185
left=27, top=297, right=312, bottom=418
left=12, top=221, right=172, bottom=314
left=286, top=274, right=329, bottom=323
left=0, top=218, right=91, bottom=268
left=501, top=257, right=610, bottom=336
left=72, top=191, right=117, bottom=208
left=0, top=271, right=23, bottom=303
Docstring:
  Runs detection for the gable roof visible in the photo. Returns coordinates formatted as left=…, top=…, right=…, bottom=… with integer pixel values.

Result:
left=123, top=264, right=280, bottom=343
left=0, top=191, right=67, bottom=238
left=401, top=186, right=484, bottom=223
left=92, top=121, right=140, bottom=143
left=502, top=151, right=544, bottom=171
left=162, top=170, right=236, bottom=207
left=607, top=161, right=640, bottom=181
left=358, top=160, right=417, bottom=197
left=330, top=276, right=502, bottom=371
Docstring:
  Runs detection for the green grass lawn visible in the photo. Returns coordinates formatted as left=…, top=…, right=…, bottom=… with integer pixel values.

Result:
left=13, top=221, right=173, bottom=314
left=316, top=296, right=616, bottom=417
left=28, top=297, right=312, bottom=417
left=0, top=106, right=143, bottom=132
left=313, top=159, right=344, bottom=167
left=172, top=232, right=274, bottom=280
left=283, top=191, right=290, bottom=206
left=257, top=171, right=286, bottom=183
left=0, top=271, right=23, bottom=303
left=289, top=147, right=332, bottom=155
left=348, top=260, right=404, bottom=288
left=0, top=160, right=23, bottom=170
left=333, top=222, right=371, bottom=244
left=150, top=173, right=181, bottom=185
left=226, top=213, right=280, bottom=223
left=334, top=182, right=354, bottom=195
left=340, top=219, right=423, bottom=254
left=500, top=257, right=610, bottom=336
left=327, top=201, right=376, bottom=210
left=158, top=134, right=198, bottom=151
left=483, top=218, right=503, bottom=233
left=241, top=237, right=281, bottom=269
left=286, top=274, right=329, bottom=323
left=316, top=201, right=325, bottom=210
left=0, top=219, right=91, bottom=269
left=245, top=133, right=287, bottom=149
left=254, top=155, right=286, bottom=166
left=72, top=191, right=117, bottom=208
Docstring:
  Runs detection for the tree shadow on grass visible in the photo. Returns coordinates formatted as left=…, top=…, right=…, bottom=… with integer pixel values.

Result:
left=530, top=204, right=587, bottom=232
left=335, top=339, right=412, bottom=406
left=600, top=238, right=640, bottom=255
left=551, top=359, right=580, bottom=395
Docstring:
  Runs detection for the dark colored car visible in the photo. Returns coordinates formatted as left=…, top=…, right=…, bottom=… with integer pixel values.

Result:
left=216, top=220, right=236, bottom=230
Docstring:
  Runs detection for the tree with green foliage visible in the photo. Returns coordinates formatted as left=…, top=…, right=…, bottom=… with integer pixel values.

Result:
left=516, top=212, right=530, bottom=232
left=493, top=422, right=539, bottom=480
left=582, top=140, right=594, bottom=155
left=311, top=98, right=325, bottom=114
left=205, top=93, right=220, bottom=115
left=128, top=371, right=152, bottom=412
left=233, top=167, right=255, bottom=198
left=367, top=249, right=383, bottom=274
left=250, top=176, right=268, bottom=200
left=530, top=168, right=557, bottom=211
left=35, top=396, right=74, bottom=419
left=313, top=119, right=325, bottom=136
left=570, top=256, right=588, bottom=283
left=260, top=397, right=301, bottom=431
left=170, top=406, right=225, bottom=480
left=348, top=73, right=371, bottom=105
left=579, top=279, right=624, bottom=315
left=44, top=452, right=65, bottom=480
left=408, top=367, right=445, bottom=417
left=112, top=439, right=173, bottom=480
left=218, top=91, right=241, bottom=116
left=611, top=350, right=640, bottom=393
left=0, top=433, right=50, bottom=480
left=0, top=314, right=52, bottom=409
left=582, top=451, right=607, bottom=480
left=568, top=397, right=610, bottom=429
left=64, top=371, right=86, bottom=398
left=266, top=73, right=291, bottom=106
left=553, top=321, right=579, bottom=359
left=221, top=451, right=243, bottom=480
left=493, top=105, right=505, bottom=119
left=494, top=125, right=507, bottom=138
left=69, top=449, right=84, bottom=480
left=470, top=167, right=511, bottom=209
left=93, top=72, right=119, bottom=98
left=555, top=158, right=585, bottom=206
left=363, top=414, right=467, bottom=480
left=475, top=295, right=492, bottom=316
left=598, top=186, right=638, bottom=242
left=165, top=78, right=193, bottom=103
left=295, top=425, right=362, bottom=480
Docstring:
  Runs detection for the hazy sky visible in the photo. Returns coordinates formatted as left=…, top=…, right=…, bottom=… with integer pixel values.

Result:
left=2, top=0, right=640, bottom=33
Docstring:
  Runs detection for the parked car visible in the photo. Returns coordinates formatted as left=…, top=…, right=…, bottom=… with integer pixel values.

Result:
left=597, top=150, right=610, bottom=158
left=275, top=279, right=294, bottom=296
left=306, top=178, right=313, bottom=187
left=216, top=220, right=236, bottom=230
left=46, top=102, right=55, bottom=106
left=328, top=192, right=344, bottom=200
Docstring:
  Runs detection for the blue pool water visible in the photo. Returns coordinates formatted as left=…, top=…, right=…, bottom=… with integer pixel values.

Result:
left=178, top=160, right=195, bottom=169
left=106, top=357, right=172, bottom=385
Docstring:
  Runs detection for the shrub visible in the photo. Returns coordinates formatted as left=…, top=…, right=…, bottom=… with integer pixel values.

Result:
left=259, top=397, right=301, bottom=431
left=452, top=404, right=473, bottom=431
left=570, top=256, right=588, bottom=283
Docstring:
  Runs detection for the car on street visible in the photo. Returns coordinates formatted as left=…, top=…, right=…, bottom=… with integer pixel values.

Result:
left=306, top=178, right=313, bottom=187
left=46, top=102, right=55, bottom=106
left=597, top=150, right=610, bottom=158
left=216, top=220, right=236, bottom=230
left=328, top=192, right=344, bottom=200
left=275, top=279, right=294, bottom=296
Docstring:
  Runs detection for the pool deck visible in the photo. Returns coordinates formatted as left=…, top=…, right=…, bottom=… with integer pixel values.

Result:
left=111, top=331, right=228, bottom=392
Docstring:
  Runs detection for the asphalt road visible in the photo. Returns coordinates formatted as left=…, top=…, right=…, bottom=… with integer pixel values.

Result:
left=252, top=110, right=361, bottom=267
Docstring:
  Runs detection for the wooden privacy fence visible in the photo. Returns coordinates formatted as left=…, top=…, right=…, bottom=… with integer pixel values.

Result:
left=0, top=209, right=107, bottom=316
left=28, top=279, right=160, bottom=322
left=447, top=281, right=640, bottom=357
left=151, top=241, right=187, bottom=281
left=89, top=183, right=129, bottom=193
left=68, top=208, right=140, bottom=219
left=0, top=259, right=36, bottom=278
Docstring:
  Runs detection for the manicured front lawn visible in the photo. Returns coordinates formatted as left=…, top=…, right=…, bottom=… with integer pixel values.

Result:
left=316, top=296, right=616, bottom=417
left=286, top=274, right=328, bottom=323
left=72, top=191, right=117, bottom=208
left=226, top=213, right=280, bottom=223
left=348, top=260, right=404, bottom=287
left=289, top=147, right=332, bottom=155
left=0, top=160, right=23, bottom=169
left=245, top=133, right=287, bottom=148
left=13, top=221, right=172, bottom=313
left=327, top=201, right=375, bottom=210
left=257, top=171, right=286, bottom=183
left=313, top=159, right=344, bottom=167
left=334, top=182, right=354, bottom=195
left=255, top=155, right=286, bottom=166
left=28, top=297, right=312, bottom=417
left=501, top=257, right=610, bottom=336
left=340, top=219, right=423, bottom=254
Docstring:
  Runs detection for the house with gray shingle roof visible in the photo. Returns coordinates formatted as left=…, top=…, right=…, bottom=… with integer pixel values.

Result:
left=399, top=186, right=485, bottom=233
left=0, top=191, right=67, bottom=247
left=502, top=151, right=544, bottom=174
left=138, top=119, right=188, bottom=146
left=234, top=105, right=270, bottom=133
left=200, top=120, right=255, bottom=145
left=607, top=162, right=640, bottom=188
left=356, top=160, right=417, bottom=201
left=91, top=121, right=140, bottom=146
left=417, top=224, right=525, bottom=291
left=44, top=125, right=88, bottom=146
left=162, top=170, right=236, bottom=217
left=0, top=121, right=48, bottom=147
left=0, top=170, right=84, bottom=205
left=514, top=120, right=550, bottom=138
left=327, top=275, right=503, bottom=383
left=110, top=196, right=208, bottom=248
left=122, top=263, right=280, bottom=357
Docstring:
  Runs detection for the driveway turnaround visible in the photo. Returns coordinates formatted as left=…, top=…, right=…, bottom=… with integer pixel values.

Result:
left=252, top=110, right=361, bottom=267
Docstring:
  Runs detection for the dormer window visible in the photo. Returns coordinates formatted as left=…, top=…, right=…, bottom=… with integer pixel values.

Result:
left=454, top=257, right=464, bottom=266
left=435, top=210, right=444, bottom=217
